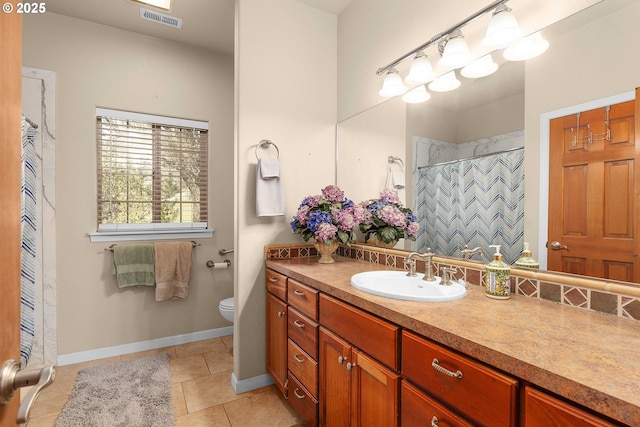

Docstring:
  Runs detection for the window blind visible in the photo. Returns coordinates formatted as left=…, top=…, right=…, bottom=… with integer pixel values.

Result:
left=96, top=109, right=208, bottom=226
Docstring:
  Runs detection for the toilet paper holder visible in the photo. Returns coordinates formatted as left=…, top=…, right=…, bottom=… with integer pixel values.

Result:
left=206, top=259, right=231, bottom=269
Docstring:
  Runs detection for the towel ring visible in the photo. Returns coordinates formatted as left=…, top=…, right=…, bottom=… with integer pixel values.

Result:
left=255, top=139, right=280, bottom=160
left=388, top=156, right=404, bottom=169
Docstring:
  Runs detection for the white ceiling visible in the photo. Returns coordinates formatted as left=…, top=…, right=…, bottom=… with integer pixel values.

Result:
left=44, top=0, right=352, bottom=55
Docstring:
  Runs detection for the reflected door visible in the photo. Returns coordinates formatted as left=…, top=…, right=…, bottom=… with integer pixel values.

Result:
left=548, top=92, right=639, bottom=282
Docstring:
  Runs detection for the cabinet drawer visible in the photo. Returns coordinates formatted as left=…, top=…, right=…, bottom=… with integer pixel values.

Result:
left=523, top=386, right=616, bottom=427
left=402, top=331, right=517, bottom=427
left=288, top=279, right=319, bottom=320
left=319, top=294, right=399, bottom=370
left=288, top=307, right=319, bottom=360
left=288, top=373, right=318, bottom=427
left=266, top=269, right=287, bottom=302
left=402, top=380, right=474, bottom=427
left=288, top=339, right=318, bottom=399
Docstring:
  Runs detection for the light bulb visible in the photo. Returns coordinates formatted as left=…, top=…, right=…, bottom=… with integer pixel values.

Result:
left=461, top=54, right=499, bottom=79
left=483, top=4, right=522, bottom=49
left=405, top=51, right=435, bottom=84
left=503, top=32, right=549, bottom=61
left=428, top=71, right=461, bottom=92
left=379, top=69, right=407, bottom=97
left=402, top=85, right=431, bottom=103
left=438, top=30, right=473, bottom=69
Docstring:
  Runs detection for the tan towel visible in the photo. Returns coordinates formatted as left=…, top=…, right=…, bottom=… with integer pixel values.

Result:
left=154, top=242, right=192, bottom=301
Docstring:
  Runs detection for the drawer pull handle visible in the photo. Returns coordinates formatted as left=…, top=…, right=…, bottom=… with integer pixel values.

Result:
left=431, top=416, right=439, bottom=427
left=294, top=354, right=305, bottom=363
left=293, top=289, right=305, bottom=297
left=293, top=320, right=305, bottom=328
left=293, top=388, right=306, bottom=399
left=277, top=311, right=284, bottom=318
left=347, top=362, right=356, bottom=371
left=338, top=356, right=346, bottom=365
left=268, top=277, right=279, bottom=282
left=432, top=358, right=463, bottom=379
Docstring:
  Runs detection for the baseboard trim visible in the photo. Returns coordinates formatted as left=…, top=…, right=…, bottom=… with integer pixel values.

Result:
left=231, top=372, right=274, bottom=394
left=57, top=326, right=234, bottom=366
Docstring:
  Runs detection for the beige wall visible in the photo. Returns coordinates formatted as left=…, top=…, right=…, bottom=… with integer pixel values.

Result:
left=234, top=0, right=336, bottom=381
left=22, top=13, right=234, bottom=355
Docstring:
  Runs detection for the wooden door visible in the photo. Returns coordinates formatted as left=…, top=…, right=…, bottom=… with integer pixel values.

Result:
left=548, top=94, right=640, bottom=282
left=266, top=293, right=288, bottom=396
left=0, top=5, right=23, bottom=426
left=319, top=327, right=351, bottom=427
left=351, top=349, right=399, bottom=427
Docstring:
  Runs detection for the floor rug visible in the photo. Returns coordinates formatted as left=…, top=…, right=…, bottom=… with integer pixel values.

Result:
left=55, top=353, right=174, bottom=427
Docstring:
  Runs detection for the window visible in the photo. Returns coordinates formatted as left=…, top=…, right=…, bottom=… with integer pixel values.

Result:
left=92, top=108, right=211, bottom=241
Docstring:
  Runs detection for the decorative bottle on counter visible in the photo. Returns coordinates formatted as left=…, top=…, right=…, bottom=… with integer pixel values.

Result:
left=484, top=245, right=511, bottom=299
left=515, top=242, right=539, bottom=269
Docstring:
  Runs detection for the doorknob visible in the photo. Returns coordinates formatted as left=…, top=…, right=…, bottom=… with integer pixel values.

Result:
left=0, top=360, right=56, bottom=424
left=550, top=241, right=569, bottom=250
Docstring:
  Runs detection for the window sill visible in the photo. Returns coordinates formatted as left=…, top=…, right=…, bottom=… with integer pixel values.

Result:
left=88, top=226, right=214, bottom=243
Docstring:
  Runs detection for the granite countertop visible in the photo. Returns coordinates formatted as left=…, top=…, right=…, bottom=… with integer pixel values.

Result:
left=266, top=256, right=640, bottom=426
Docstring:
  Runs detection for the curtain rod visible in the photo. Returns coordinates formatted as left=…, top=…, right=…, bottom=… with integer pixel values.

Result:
left=23, top=115, right=39, bottom=129
left=376, top=0, right=507, bottom=75
left=418, top=146, right=523, bottom=170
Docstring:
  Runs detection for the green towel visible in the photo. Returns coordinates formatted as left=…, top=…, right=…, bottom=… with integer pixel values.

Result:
left=113, top=244, right=155, bottom=288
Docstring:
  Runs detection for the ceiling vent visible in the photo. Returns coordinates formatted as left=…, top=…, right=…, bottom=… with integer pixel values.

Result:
left=139, top=7, right=182, bottom=29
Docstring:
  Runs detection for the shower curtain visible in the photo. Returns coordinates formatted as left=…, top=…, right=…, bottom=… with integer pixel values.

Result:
left=416, top=148, right=524, bottom=265
left=21, top=116, right=38, bottom=367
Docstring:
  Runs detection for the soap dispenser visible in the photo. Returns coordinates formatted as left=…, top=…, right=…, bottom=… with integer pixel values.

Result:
left=484, top=244, right=511, bottom=299
left=515, top=242, right=539, bottom=270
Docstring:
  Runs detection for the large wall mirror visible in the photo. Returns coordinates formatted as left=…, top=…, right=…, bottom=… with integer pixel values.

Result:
left=337, top=0, right=640, bottom=287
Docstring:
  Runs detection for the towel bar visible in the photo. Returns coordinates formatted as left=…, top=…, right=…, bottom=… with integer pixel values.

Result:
left=105, top=241, right=201, bottom=252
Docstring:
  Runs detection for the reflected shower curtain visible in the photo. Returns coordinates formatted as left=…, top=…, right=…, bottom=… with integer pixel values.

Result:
left=21, top=117, right=38, bottom=367
left=416, top=149, right=524, bottom=265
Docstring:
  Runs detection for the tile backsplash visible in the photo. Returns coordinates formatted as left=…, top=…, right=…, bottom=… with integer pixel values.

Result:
left=265, top=243, right=640, bottom=322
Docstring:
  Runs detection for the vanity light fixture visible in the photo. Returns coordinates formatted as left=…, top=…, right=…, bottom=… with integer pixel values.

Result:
left=375, top=0, right=549, bottom=102
left=438, top=30, right=473, bottom=69
left=428, top=71, right=461, bottom=92
left=378, top=68, right=407, bottom=97
left=503, top=31, right=549, bottom=61
left=461, top=54, right=499, bottom=78
left=402, top=85, right=431, bottom=103
left=405, top=51, right=436, bottom=84
left=482, top=4, right=523, bottom=48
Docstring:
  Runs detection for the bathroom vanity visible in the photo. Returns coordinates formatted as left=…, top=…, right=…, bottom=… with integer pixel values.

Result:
left=265, top=251, right=640, bottom=426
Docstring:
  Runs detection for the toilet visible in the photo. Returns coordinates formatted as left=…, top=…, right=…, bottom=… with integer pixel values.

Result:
left=219, top=297, right=234, bottom=323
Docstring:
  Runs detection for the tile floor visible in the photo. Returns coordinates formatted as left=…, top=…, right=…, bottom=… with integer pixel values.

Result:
left=25, top=335, right=304, bottom=427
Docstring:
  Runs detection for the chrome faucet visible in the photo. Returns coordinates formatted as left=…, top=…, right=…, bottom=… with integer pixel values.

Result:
left=460, top=245, right=484, bottom=260
left=404, top=248, right=435, bottom=281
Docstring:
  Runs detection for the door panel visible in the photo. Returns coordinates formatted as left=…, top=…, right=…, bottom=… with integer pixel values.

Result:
left=0, top=4, right=22, bottom=425
left=351, top=349, right=399, bottom=427
left=548, top=96, right=639, bottom=281
left=319, top=327, right=351, bottom=427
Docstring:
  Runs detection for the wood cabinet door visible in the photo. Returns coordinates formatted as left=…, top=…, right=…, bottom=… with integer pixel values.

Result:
left=523, top=386, right=616, bottom=427
left=401, top=381, right=474, bottom=427
left=351, top=349, right=399, bottom=427
left=319, top=327, right=352, bottom=427
left=548, top=97, right=639, bottom=281
left=266, top=293, right=288, bottom=396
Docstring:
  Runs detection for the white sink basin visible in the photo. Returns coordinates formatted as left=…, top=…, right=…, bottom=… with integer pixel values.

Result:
left=350, top=271, right=467, bottom=302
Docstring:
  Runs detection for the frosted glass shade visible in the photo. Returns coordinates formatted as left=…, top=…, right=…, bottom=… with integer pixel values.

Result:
left=402, top=85, right=431, bottom=103
left=405, top=53, right=435, bottom=84
left=379, top=69, right=407, bottom=97
left=483, top=6, right=522, bottom=48
left=461, top=54, right=499, bottom=78
left=438, top=33, right=472, bottom=69
left=428, top=71, right=461, bottom=92
left=503, top=32, right=549, bottom=61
